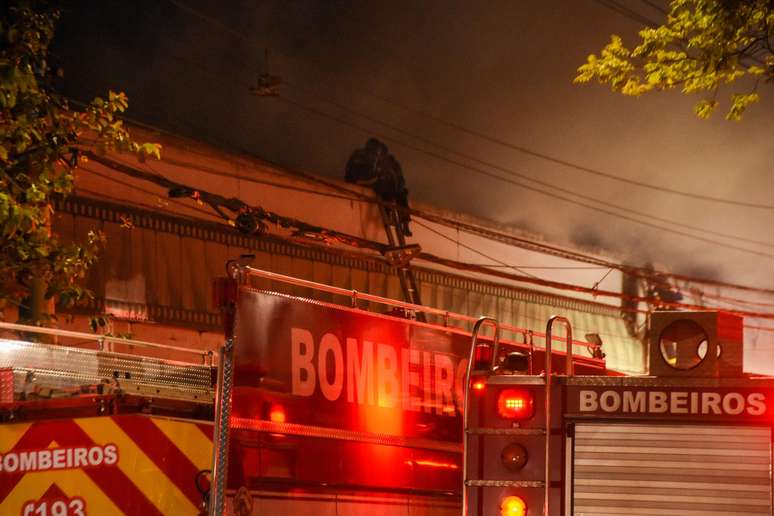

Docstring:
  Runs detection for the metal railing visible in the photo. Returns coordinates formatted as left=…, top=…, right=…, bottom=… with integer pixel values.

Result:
left=462, top=317, right=500, bottom=516
left=240, top=266, right=600, bottom=354
left=543, top=315, right=573, bottom=516
left=0, top=321, right=213, bottom=364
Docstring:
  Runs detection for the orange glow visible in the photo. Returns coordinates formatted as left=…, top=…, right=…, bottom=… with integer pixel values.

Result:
left=500, top=495, right=527, bottom=516
left=404, top=459, right=459, bottom=470
left=472, top=380, right=486, bottom=391
left=269, top=405, right=286, bottom=423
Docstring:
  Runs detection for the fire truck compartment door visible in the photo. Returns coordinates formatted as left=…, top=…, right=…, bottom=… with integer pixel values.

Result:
left=572, top=423, right=772, bottom=515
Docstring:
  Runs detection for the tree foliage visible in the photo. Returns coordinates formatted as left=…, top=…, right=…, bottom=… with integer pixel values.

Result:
left=0, top=1, right=160, bottom=319
left=575, top=0, right=774, bottom=120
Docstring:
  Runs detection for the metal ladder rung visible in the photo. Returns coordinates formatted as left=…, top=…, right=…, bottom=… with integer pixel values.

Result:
left=465, top=480, right=545, bottom=488
left=466, top=427, right=546, bottom=436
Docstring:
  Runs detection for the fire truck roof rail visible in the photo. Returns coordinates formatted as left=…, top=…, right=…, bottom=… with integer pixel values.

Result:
left=240, top=265, right=598, bottom=352
left=0, top=321, right=212, bottom=361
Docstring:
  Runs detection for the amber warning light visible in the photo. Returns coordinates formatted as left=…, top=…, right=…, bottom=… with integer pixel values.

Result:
left=500, top=495, right=527, bottom=516
left=497, top=389, right=534, bottom=420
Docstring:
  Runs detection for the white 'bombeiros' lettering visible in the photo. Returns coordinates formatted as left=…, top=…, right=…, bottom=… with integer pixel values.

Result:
left=290, top=327, right=469, bottom=416
left=434, top=354, right=455, bottom=415
left=0, top=444, right=118, bottom=473
left=702, top=392, right=721, bottom=414
left=318, top=333, right=343, bottom=401
left=599, top=391, right=621, bottom=412
left=748, top=392, right=766, bottom=416
left=376, top=343, right=399, bottom=408
left=649, top=392, right=668, bottom=413
left=579, top=390, right=598, bottom=411
left=291, top=328, right=316, bottom=396
left=347, top=338, right=374, bottom=405
left=623, top=391, right=646, bottom=412
left=401, top=348, right=421, bottom=411
left=578, top=389, right=768, bottom=416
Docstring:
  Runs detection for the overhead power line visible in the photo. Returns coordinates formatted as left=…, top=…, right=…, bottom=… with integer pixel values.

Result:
left=111, top=144, right=774, bottom=300
left=162, top=0, right=774, bottom=214
left=592, top=0, right=660, bottom=27
left=638, top=0, right=668, bottom=15
left=89, top=91, right=774, bottom=299
left=276, top=83, right=774, bottom=251
left=82, top=2, right=774, bottom=298
left=411, top=219, right=543, bottom=280
left=82, top=153, right=774, bottom=320
left=276, top=94, right=774, bottom=262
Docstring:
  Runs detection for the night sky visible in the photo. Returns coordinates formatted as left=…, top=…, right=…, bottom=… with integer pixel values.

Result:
left=53, top=1, right=774, bottom=287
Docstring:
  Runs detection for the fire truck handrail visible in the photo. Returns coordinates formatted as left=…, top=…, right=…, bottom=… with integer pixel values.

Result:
left=544, top=315, right=573, bottom=516
left=0, top=321, right=212, bottom=359
left=240, top=266, right=599, bottom=353
left=462, top=316, right=500, bottom=516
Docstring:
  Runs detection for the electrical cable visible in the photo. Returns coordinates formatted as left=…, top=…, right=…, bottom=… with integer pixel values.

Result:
left=275, top=94, right=774, bottom=262
left=86, top=110, right=774, bottom=301
left=85, top=154, right=774, bottom=321
left=67, top=10, right=774, bottom=298
left=85, top=107, right=774, bottom=301
left=639, top=0, right=668, bottom=15
left=276, top=85, right=774, bottom=251
left=160, top=0, right=774, bottom=214
left=592, top=0, right=659, bottom=26
left=411, top=219, right=542, bottom=279
left=79, top=166, right=219, bottom=219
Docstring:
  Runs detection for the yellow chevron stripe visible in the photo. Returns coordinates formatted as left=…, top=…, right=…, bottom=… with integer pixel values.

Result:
left=150, top=417, right=213, bottom=469
left=76, top=418, right=198, bottom=516
left=0, top=422, right=32, bottom=451
left=1, top=468, right=123, bottom=515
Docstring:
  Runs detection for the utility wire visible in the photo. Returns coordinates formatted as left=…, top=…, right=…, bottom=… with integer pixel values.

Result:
left=78, top=5, right=774, bottom=297
left=277, top=85, right=774, bottom=251
left=118, top=137, right=774, bottom=300
left=592, top=0, right=659, bottom=26
left=638, top=0, right=668, bottom=15
left=162, top=0, right=774, bottom=213
left=84, top=154, right=774, bottom=320
left=85, top=83, right=774, bottom=298
left=79, top=165, right=218, bottom=219
left=105, top=149, right=774, bottom=302
left=276, top=94, right=774, bottom=262
left=75, top=81, right=774, bottom=299
left=411, top=219, right=542, bottom=279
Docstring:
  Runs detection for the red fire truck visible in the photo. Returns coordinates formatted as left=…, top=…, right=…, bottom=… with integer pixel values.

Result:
left=210, top=265, right=609, bottom=515
left=0, top=322, right=215, bottom=515
left=462, top=310, right=771, bottom=516
left=5, top=266, right=751, bottom=516
left=0, top=266, right=607, bottom=515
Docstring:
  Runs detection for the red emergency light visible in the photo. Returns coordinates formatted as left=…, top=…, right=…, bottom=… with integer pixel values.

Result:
left=269, top=405, right=286, bottom=423
left=497, top=389, right=534, bottom=420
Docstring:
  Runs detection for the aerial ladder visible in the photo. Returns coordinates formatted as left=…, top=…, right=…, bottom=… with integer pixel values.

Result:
left=345, top=138, right=424, bottom=319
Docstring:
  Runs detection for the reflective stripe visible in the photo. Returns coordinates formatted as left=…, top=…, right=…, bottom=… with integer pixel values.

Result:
left=573, top=423, right=772, bottom=515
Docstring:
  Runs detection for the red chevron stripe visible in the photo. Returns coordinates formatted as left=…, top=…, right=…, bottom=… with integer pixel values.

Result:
left=113, top=415, right=204, bottom=508
left=0, top=419, right=85, bottom=501
left=195, top=423, right=213, bottom=441
left=0, top=419, right=162, bottom=516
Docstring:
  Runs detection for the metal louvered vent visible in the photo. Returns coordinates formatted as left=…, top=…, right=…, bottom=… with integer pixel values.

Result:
left=573, top=423, right=772, bottom=516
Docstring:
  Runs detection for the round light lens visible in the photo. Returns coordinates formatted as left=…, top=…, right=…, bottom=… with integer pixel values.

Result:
left=500, top=495, right=527, bottom=516
left=501, top=443, right=528, bottom=472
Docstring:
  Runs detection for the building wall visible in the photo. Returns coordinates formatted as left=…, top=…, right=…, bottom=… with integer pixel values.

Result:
left=52, top=192, right=644, bottom=373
